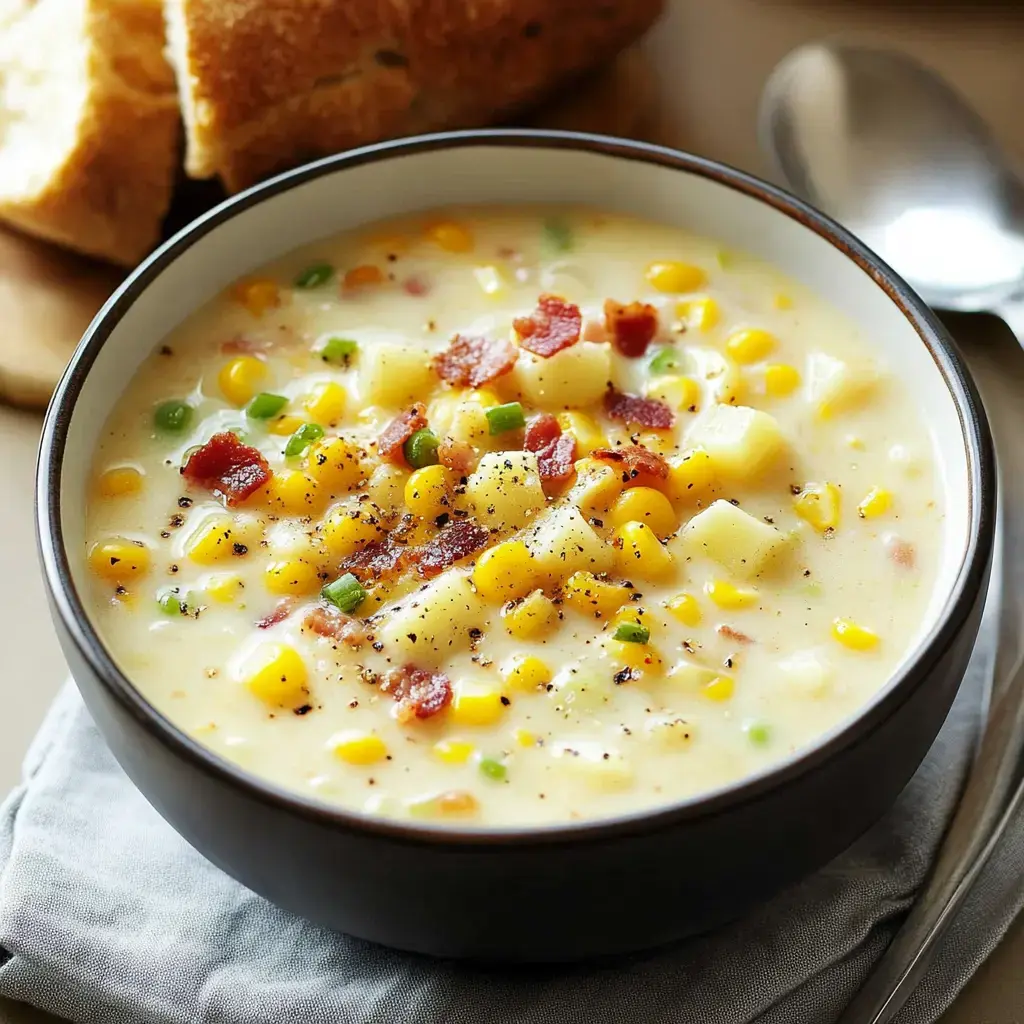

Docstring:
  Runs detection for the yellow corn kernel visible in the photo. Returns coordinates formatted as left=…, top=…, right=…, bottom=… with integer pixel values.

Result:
left=764, top=363, right=801, bottom=397
left=473, top=265, right=505, bottom=296
left=268, top=414, right=306, bottom=436
left=725, top=328, right=777, bottom=365
left=243, top=643, right=308, bottom=706
left=404, top=465, right=449, bottom=520
left=608, top=487, right=678, bottom=540
left=426, top=221, right=473, bottom=253
left=472, top=540, right=537, bottom=603
left=320, top=505, right=382, bottom=559
left=88, top=538, right=150, bottom=581
left=773, top=292, right=793, bottom=310
left=614, top=521, right=676, bottom=581
left=502, top=655, right=552, bottom=693
left=218, top=356, right=267, bottom=406
left=205, top=573, right=243, bottom=603
left=234, top=278, right=280, bottom=317
left=557, top=411, right=606, bottom=454
left=408, top=790, right=480, bottom=817
left=676, top=296, right=721, bottom=331
left=329, top=731, right=388, bottom=765
left=186, top=517, right=250, bottom=565
left=306, top=437, right=366, bottom=494
left=450, top=688, right=506, bottom=727
left=264, top=559, right=320, bottom=596
left=645, top=261, right=706, bottom=293
left=847, top=435, right=866, bottom=451
left=263, top=471, right=324, bottom=516
left=562, top=571, right=631, bottom=619
left=666, top=592, right=702, bottom=627
left=502, top=589, right=559, bottom=639
left=702, top=676, right=735, bottom=702
left=832, top=617, right=880, bottom=651
left=857, top=487, right=892, bottom=520
left=303, top=382, right=347, bottom=425
left=705, top=579, right=758, bottom=610
left=611, top=638, right=664, bottom=674
left=667, top=447, right=717, bottom=504
left=432, top=739, right=475, bottom=765
left=793, top=482, right=841, bottom=533
left=646, top=374, right=701, bottom=413
left=343, top=264, right=384, bottom=288
left=97, top=466, right=143, bottom=498
left=514, top=729, right=536, bottom=748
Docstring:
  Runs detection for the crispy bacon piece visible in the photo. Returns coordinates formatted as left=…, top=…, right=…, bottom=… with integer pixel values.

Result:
left=341, top=535, right=415, bottom=581
left=591, top=444, right=670, bottom=488
left=604, top=299, right=659, bottom=357
left=182, top=431, right=271, bottom=506
left=256, top=598, right=296, bottom=630
left=417, top=518, right=489, bottom=578
left=513, top=294, right=582, bottom=357
left=221, top=336, right=267, bottom=356
left=380, top=664, right=453, bottom=723
left=885, top=535, right=916, bottom=569
left=524, top=413, right=577, bottom=491
left=377, top=403, right=428, bottom=464
left=434, top=333, right=519, bottom=388
left=718, top=625, right=754, bottom=644
left=438, top=437, right=476, bottom=475
left=302, top=605, right=368, bottom=648
left=604, top=387, right=674, bottom=429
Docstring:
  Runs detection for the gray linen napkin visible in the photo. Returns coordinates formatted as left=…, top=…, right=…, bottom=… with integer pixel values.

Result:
left=1, top=603, right=1021, bottom=1024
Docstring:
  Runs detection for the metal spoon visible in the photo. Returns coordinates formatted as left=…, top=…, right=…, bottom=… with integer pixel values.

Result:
left=760, top=44, right=1024, bottom=1024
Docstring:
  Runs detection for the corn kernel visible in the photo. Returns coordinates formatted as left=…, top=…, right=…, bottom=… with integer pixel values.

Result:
left=432, top=739, right=475, bottom=764
left=343, top=264, right=384, bottom=288
left=614, top=521, right=675, bottom=580
left=557, top=411, right=606, bottom=454
left=218, top=356, right=267, bottom=406
left=409, top=790, right=480, bottom=817
left=97, top=466, right=143, bottom=498
left=611, top=639, right=664, bottom=674
left=205, top=573, right=242, bottom=603
left=502, top=655, right=552, bottom=692
left=773, top=292, right=793, bottom=310
left=857, top=487, right=892, bottom=520
left=473, top=265, right=506, bottom=296
left=764, top=363, right=801, bottom=397
left=514, top=729, right=536, bottom=748
left=186, top=516, right=253, bottom=565
left=404, top=465, right=449, bottom=520
left=793, top=482, right=841, bottom=533
left=303, top=382, right=347, bottom=425
left=263, top=471, right=324, bottom=516
left=329, top=731, right=388, bottom=765
left=88, top=538, right=150, bottom=581
left=426, top=221, right=473, bottom=253
left=562, top=571, right=631, bottom=618
left=646, top=374, right=701, bottom=413
left=702, top=676, right=735, bottom=701
left=676, top=296, right=720, bottom=331
left=502, top=589, right=559, bottom=639
left=705, top=579, right=758, bottom=610
left=608, top=487, right=677, bottom=540
left=666, top=592, right=702, bottom=627
left=306, top=437, right=366, bottom=494
left=725, top=328, right=777, bottom=365
left=264, top=559, right=319, bottom=596
left=243, top=643, right=308, bottom=705
left=472, top=540, right=537, bottom=603
left=268, top=414, right=306, bottom=436
left=320, top=505, right=382, bottom=559
left=832, top=617, right=880, bottom=651
left=646, top=261, right=706, bottom=293
left=667, top=447, right=717, bottom=504
left=450, top=687, right=506, bottom=726
left=234, top=278, right=281, bottom=317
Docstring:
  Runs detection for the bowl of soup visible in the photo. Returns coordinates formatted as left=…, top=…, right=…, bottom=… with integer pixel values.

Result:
left=37, top=130, right=994, bottom=961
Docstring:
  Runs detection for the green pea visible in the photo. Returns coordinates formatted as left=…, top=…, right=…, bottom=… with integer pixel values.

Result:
left=613, top=622, right=650, bottom=644
left=403, top=428, right=440, bottom=468
left=479, top=757, right=507, bottom=782
left=247, top=393, right=289, bottom=420
left=158, top=591, right=183, bottom=616
left=320, top=337, right=358, bottom=365
left=745, top=721, right=772, bottom=746
left=649, top=346, right=686, bottom=376
left=154, top=400, right=192, bottom=433
left=284, top=422, right=325, bottom=458
left=294, top=262, right=334, bottom=289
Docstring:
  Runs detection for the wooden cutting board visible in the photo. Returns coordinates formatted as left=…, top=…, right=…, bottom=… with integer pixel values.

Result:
left=0, top=48, right=659, bottom=411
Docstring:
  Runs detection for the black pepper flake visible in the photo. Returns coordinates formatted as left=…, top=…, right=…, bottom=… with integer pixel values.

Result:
left=293, top=704, right=312, bottom=716
left=790, top=484, right=803, bottom=496
left=115, top=585, right=127, bottom=596
left=803, top=569, right=812, bottom=577
left=468, top=627, right=483, bottom=640
left=169, top=514, right=185, bottom=528
left=159, top=345, right=173, bottom=356
left=169, top=564, right=179, bottom=574
left=177, top=496, right=193, bottom=508
left=435, top=512, right=450, bottom=528
left=232, top=543, right=248, bottom=556
left=160, top=531, right=171, bottom=539
left=500, top=696, right=511, bottom=706
left=613, top=666, right=637, bottom=685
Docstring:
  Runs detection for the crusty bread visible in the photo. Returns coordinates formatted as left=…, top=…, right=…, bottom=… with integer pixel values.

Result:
left=165, top=0, right=664, bottom=192
left=0, top=0, right=180, bottom=265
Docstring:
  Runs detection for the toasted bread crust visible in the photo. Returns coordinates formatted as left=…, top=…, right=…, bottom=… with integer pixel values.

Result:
left=167, top=0, right=664, bottom=191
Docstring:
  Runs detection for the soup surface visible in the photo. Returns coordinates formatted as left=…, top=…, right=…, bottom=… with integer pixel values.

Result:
left=85, top=206, right=943, bottom=826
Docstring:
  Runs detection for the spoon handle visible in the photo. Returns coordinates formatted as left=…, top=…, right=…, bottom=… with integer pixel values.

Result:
left=837, top=335, right=1024, bottom=1024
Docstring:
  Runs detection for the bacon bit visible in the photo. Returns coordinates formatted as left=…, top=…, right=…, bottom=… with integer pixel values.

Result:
left=343, top=264, right=385, bottom=288
left=434, top=333, right=519, bottom=388
left=417, top=518, right=489, bottom=578
left=524, top=413, right=577, bottom=491
left=302, top=605, right=368, bottom=647
left=182, top=432, right=271, bottom=506
left=513, top=294, right=582, bottom=357
left=377, top=403, right=428, bottom=464
left=885, top=535, right=916, bottom=569
left=403, top=275, right=430, bottom=297
left=380, top=664, right=453, bottom=723
left=221, top=336, right=267, bottom=356
left=604, top=387, right=674, bottom=429
left=604, top=299, right=659, bottom=357
left=256, top=598, right=296, bottom=629
left=718, top=625, right=754, bottom=644
left=591, top=444, right=670, bottom=488
left=438, top=437, right=477, bottom=474
left=341, top=535, right=415, bottom=581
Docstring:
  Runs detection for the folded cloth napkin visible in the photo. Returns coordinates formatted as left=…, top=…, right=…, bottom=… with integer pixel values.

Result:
left=2, top=604, right=1023, bottom=1024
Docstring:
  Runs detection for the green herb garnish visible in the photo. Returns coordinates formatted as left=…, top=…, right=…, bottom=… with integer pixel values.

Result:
left=284, top=422, right=325, bottom=458
left=485, top=401, right=526, bottom=436
left=294, top=262, right=334, bottom=289
left=322, top=573, right=367, bottom=614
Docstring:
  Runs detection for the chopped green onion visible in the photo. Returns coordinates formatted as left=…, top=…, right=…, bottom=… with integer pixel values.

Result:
left=322, top=572, right=367, bottom=614
left=320, top=337, right=358, bottom=365
left=745, top=720, right=772, bottom=746
left=154, top=400, right=192, bottom=433
left=542, top=216, right=574, bottom=254
left=284, top=422, right=325, bottom=458
left=649, top=346, right=687, bottom=376
left=246, top=392, right=289, bottom=419
left=479, top=757, right=507, bottom=782
left=485, top=401, right=526, bottom=435
left=158, top=591, right=183, bottom=615
left=294, top=262, right=334, bottom=289
left=403, top=428, right=440, bottom=468
left=613, top=621, right=650, bottom=644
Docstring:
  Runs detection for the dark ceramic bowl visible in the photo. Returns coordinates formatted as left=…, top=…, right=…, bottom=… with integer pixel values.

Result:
left=36, top=130, right=995, bottom=962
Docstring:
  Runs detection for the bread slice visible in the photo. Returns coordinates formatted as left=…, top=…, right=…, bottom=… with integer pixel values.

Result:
left=0, top=0, right=180, bottom=266
left=165, top=0, right=664, bottom=193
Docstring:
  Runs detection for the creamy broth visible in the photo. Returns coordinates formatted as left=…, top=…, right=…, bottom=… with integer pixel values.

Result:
left=84, top=207, right=943, bottom=826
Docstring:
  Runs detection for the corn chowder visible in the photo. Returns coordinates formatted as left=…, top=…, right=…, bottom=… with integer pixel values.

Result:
left=85, top=207, right=942, bottom=827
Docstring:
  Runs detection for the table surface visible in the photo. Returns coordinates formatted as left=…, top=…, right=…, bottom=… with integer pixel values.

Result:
left=4, top=0, right=1024, bottom=1020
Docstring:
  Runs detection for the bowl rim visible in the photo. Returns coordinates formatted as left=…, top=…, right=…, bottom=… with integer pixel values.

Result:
left=37, top=128, right=995, bottom=848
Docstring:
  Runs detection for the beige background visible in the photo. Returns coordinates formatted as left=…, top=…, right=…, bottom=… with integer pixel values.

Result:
left=2, top=0, right=1024, bottom=1020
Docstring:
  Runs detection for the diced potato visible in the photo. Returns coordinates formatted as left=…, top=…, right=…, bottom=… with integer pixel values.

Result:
left=523, top=505, right=613, bottom=584
left=678, top=499, right=789, bottom=579
left=448, top=401, right=491, bottom=447
left=665, top=660, right=720, bottom=689
left=512, top=342, right=611, bottom=409
left=366, top=463, right=407, bottom=510
left=549, top=672, right=611, bottom=714
left=567, top=458, right=622, bottom=515
left=777, top=649, right=832, bottom=698
left=359, top=341, right=436, bottom=407
left=684, top=345, right=744, bottom=404
left=550, top=740, right=634, bottom=790
left=645, top=714, right=698, bottom=749
left=684, top=405, right=786, bottom=482
left=805, top=352, right=877, bottom=418
left=465, top=451, right=545, bottom=530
